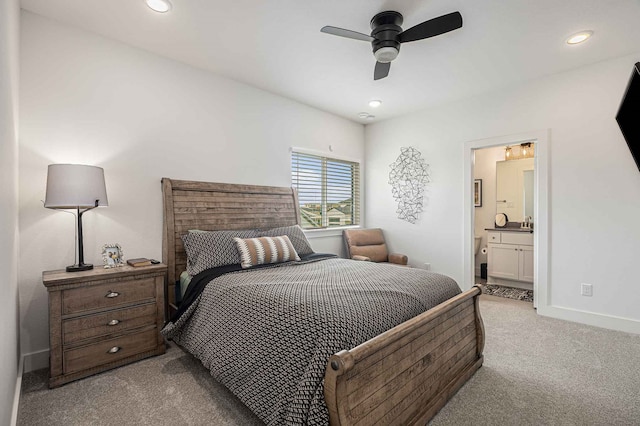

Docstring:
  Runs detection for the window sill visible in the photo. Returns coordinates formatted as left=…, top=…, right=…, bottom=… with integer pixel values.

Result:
left=303, top=225, right=361, bottom=239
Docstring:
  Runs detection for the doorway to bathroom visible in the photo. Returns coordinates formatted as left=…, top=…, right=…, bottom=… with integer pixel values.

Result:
left=473, top=144, right=535, bottom=302
left=463, top=130, right=549, bottom=311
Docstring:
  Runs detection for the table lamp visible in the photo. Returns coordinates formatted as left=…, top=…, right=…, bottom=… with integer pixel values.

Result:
left=44, top=164, right=109, bottom=272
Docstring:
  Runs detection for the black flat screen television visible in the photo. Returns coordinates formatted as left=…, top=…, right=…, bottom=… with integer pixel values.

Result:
left=616, top=62, right=640, bottom=171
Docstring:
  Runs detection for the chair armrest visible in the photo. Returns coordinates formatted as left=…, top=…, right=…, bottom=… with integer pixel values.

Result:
left=388, top=253, right=408, bottom=265
left=352, top=255, right=372, bottom=262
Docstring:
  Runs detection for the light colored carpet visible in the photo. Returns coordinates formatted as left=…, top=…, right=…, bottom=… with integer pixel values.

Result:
left=19, top=295, right=640, bottom=425
left=18, top=343, right=263, bottom=426
left=431, top=296, right=640, bottom=425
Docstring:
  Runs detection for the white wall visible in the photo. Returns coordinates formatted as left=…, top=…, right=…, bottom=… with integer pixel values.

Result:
left=19, top=12, right=364, bottom=365
left=366, top=52, right=640, bottom=328
left=473, top=146, right=504, bottom=274
left=0, top=0, right=20, bottom=422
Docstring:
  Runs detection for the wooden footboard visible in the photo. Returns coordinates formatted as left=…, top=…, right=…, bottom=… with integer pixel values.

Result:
left=324, top=286, right=484, bottom=425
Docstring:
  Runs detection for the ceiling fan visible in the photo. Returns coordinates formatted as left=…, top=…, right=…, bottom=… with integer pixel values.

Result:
left=321, top=10, right=463, bottom=80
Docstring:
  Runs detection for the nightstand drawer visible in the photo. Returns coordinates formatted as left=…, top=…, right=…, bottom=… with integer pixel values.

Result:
left=64, top=328, right=158, bottom=374
left=62, top=278, right=156, bottom=315
left=63, top=303, right=157, bottom=345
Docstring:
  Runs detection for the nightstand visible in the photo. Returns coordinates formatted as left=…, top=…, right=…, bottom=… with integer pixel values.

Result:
left=43, top=263, right=167, bottom=388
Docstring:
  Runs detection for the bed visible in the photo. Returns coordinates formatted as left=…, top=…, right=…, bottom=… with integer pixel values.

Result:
left=161, top=178, right=484, bottom=425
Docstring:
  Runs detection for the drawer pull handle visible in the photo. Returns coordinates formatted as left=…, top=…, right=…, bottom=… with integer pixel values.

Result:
left=107, top=319, right=120, bottom=326
left=107, top=346, right=121, bottom=354
left=105, top=291, right=120, bottom=298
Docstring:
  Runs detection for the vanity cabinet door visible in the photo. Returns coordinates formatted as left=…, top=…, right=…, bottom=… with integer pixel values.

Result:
left=488, top=243, right=519, bottom=280
left=519, top=245, right=534, bottom=283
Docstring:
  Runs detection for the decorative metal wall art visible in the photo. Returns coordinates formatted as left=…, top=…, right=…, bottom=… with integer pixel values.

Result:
left=388, top=147, right=430, bottom=224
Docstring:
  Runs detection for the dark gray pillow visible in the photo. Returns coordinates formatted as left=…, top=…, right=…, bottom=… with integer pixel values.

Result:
left=258, top=225, right=314, bottom=256
left=182, top=229, right=258, bottom=275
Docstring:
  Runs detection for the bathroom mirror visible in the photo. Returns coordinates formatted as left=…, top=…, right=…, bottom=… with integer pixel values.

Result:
left=496, top=158, right=534, bottom=223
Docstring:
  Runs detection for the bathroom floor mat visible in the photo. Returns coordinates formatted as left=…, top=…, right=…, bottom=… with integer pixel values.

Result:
left=479, top=284, right=534, bottom=303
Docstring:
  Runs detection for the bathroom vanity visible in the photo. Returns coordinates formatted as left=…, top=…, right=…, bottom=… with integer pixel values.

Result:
left=484, top=156, right=535, bottom=290
left=486, top=228, right=533, bottom=289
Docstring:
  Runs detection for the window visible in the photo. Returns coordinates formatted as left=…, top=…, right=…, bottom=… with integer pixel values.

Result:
left=291, top=151, right=360, bottom=229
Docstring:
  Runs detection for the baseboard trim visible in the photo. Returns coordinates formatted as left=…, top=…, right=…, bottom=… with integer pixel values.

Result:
left=23, top=349, right=48, bottom=373
left=10, top=355, right=24, bottom=426
left=538, top=304, right=640, bottom=335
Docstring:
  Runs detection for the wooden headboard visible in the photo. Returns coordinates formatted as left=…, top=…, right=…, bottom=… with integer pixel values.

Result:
left=161, top=178, right=301, bottom=310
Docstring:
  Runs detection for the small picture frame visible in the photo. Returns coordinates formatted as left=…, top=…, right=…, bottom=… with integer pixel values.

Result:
left=474, top=179, right=483, bottom=207
left=102, top=243, right=125, bottom=268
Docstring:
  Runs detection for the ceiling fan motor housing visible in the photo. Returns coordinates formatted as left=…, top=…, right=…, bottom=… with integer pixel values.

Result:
left=370, top=11, right=403, bottom=63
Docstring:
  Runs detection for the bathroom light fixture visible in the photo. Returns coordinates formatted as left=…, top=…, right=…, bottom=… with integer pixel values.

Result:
left=368, top=100, right=382, bottom=108
left=505, top=143, right=534, bottom=161
left=146, top=0, right=172, bottom=13
left=566, top=30, right=593, bottom=45
left=504, top=146, right=512, bottom=160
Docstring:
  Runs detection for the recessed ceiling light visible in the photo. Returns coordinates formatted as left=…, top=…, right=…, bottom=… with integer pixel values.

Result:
left=566, top=31, right=593, bottom=45
left=146, top=0, right=172, bottom=13
left=368, top=100, right=382, bottom=108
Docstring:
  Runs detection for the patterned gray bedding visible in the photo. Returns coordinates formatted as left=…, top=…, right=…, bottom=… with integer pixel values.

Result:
left=162, top=257, right=461, bottom=425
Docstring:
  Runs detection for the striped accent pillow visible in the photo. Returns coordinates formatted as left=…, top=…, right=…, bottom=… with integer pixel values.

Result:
left=234, top=235, right=300, bottom=269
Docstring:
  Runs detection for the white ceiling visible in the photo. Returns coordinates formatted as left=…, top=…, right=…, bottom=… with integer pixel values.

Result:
left=20, top=0, right=640, bottom=123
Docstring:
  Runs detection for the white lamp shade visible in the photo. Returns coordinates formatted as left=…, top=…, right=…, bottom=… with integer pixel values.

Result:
left=44, top=164, right=109, bottom=209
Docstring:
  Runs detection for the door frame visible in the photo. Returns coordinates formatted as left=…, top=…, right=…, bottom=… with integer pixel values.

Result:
left=463, top=129, right=550, bottom=310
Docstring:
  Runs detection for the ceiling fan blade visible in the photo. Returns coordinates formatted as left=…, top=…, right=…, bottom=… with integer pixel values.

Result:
left=321, top=26, right=374, bottom=42
left=398, top=11, right=462, bottom=43
left=374, top=61, right=391, bottom=80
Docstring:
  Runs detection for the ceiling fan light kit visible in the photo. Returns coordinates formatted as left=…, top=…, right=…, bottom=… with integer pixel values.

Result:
left=370, top=11, right=403, bottom=65
left=374, top=47, right=399, bottom=63
left=321, top=10, right=463, bottom=80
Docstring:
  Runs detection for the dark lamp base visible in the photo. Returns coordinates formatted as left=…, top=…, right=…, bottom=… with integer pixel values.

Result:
left=66, top=263, right=94, bottom=272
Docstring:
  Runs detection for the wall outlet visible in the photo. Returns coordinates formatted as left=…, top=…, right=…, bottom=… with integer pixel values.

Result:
left=423, top=263, right=431, bottom=271
left=581, top=283, right=593, bottom=297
